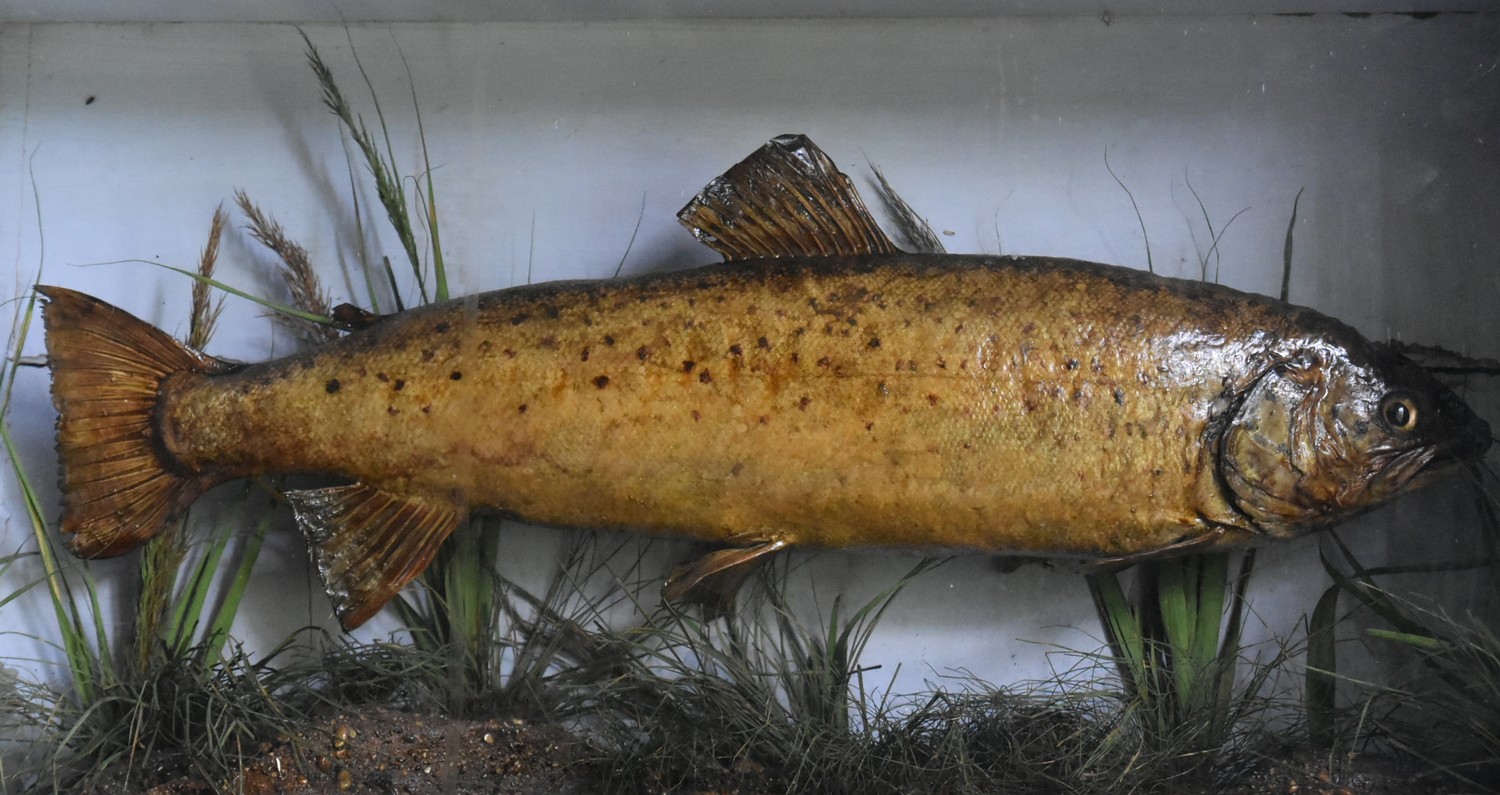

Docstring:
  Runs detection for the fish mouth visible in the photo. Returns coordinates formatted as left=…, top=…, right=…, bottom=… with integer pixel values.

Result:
left=1382, top=415, right=1492, bottom=494
left=1379, top=445, right=1444, bottom=495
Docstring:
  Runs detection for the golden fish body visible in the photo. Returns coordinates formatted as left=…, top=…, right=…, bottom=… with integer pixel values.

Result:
left=166, top=257, right=1295, bottom=554
left=38, top=135, right=1490, bottom=628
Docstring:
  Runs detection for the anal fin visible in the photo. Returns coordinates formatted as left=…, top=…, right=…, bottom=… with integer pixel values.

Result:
left=677, top=134, right=900, bottom=261
left=286, top=483, right=466, bottom=630
left=663, top=539, right=788, bottom=616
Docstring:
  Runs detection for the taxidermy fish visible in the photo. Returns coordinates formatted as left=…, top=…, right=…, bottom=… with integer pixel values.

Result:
left=38, top=135, right=1491, bottom=629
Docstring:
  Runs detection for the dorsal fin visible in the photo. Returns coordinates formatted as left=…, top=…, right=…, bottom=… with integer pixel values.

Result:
left=678, top=134, right=901, bottom=261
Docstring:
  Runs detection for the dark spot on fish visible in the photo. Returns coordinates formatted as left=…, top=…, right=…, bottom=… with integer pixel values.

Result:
left=1023, top=397, right=1038, bottom=413
left=325, top=379, right=341, bottom=394
left=1065, top=359, right=1079, bottom=370
left=545, top=306, right=560, bottom=319
left=450, top=371, right=462, bottom=381
left=503, top=348, right=516, bottom=358
left=518, top=404, right=528, bottom=414
left=394, top=379, right=405, bottom=391
left=795, top=326, right=807, bottom=336
left=604, top=334, right=616, bottom=346
left=731, top=462, right=744, bottom=476
left=937, top=357, right=947, bottom=369
left=757, top=336, right=770, bottom=350
left=927, top=394, right=940, bottom=406
left=422, top=349, right=435, bottom=362
left=479, top=340, right=493, bottom=352
left=387, top=406, right=399, bottom=415
left=434, top=322, right=450, bottom=333
left=636, top=345, right=650, bottom=361
left=1091, top=358, right=1104, bottom=374
left=1113, top=388, right=1125, bottom=405
left=699, top=369, right=713, bottom=384
left=729, top=344, right=743, bottom=357
left=824, top=323, right=835, bottom=335
left=581, top=347, right=591, bottom=362
left=1354, top=420, right=1369, bottom=435
left=422, top=405, right=432, bottom=414
left=865, top=421, right=875, bottom=432
left=540, top=336, right=559, bottom=350
left=594, top=375, right=610, bottom=389
left=798, top=396, right=811, bottom=411
left=868, top=336, right=881, bottom=349
left=510, top=313, right=530, bottom=326
left=1152, top=468, right=1163, bottom=479
left=877, top=382, right=890, bottom=397
left=356, top=366, right=368, bottom=377
left=790, top=352, right=801, bottom=364
left=1022, top=322, right=1036, bottom=335
left=691, top=410, right=701, bottom=421
left=376, top=372, right=390, bottom=382
left=758, top=415, right=769, bottom=425
left=682, top=360, right=696, bottom=373
left=817, top=356, right=832, bottom=369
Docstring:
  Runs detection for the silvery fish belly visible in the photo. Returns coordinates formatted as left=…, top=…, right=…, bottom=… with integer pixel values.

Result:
left=37, top=135, right=1492, bottom=629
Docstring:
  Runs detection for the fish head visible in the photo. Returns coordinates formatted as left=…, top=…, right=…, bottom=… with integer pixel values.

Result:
left=1218, top=344, right=1490, bottom=537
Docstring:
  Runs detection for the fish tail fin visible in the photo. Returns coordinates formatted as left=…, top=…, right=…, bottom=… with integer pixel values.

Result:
left=37, top=286, right=228, bottom=558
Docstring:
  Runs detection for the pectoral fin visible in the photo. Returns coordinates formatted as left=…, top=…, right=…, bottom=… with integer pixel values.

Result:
left=1086, top=526, right=1251, bottom=571
left=286, top=483, right=466, bottom=630
left=663, top=539, right=789, bottom=614
left=677, top=134, right=900, bottom=260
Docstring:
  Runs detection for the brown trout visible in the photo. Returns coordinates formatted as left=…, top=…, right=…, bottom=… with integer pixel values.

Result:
left=38, top=135, right=1491, bottom=629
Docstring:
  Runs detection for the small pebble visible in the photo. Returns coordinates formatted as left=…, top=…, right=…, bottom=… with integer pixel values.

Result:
left=334, top=724, right=357, bottom=747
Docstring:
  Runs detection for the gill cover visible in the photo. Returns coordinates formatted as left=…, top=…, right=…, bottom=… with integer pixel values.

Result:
left=1219, top=351, right=1371, bottom=536
left=1219, top=347, right=1490, bottom=537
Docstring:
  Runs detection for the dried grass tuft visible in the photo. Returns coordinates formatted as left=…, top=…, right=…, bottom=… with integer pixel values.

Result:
left=187, top=204, right=227, bottom=350
left=234, top=190, right=336, bottom=344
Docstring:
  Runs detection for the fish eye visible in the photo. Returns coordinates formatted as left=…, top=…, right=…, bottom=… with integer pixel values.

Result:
left=1380, top=393, right=1420, bottom=433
